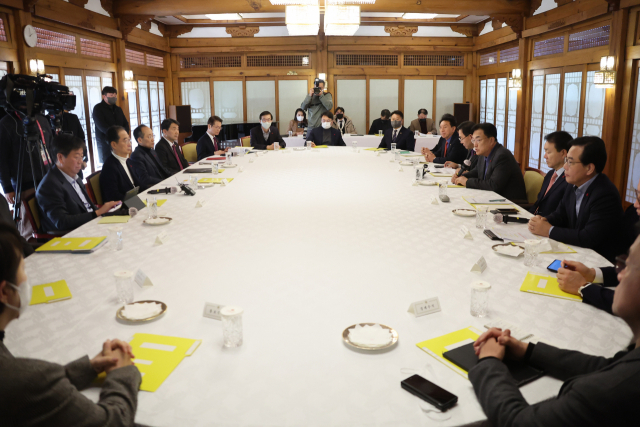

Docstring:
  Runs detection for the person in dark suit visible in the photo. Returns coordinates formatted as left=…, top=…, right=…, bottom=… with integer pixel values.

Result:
left=529, top=137, right=624, bottom=262
left=454, top=123, right=528, bottom=204
left=155, top=118, right=189, bottom=175
left=0, top=197, right=33, bottom=257
left=529, top=131, right=573, bottom=216
left=100, top=126, right=140, bottom=202
left=377, top=110, right=415, bottom=151
left=36, top=134, right=118, bottom=233
left=368, top=109, right=392, bottom=135
left=445, top=120, right=477, bottom=178
left=61, top=111, right=88, bottom=180
left=0, top=224, right=141, bottom=426
left=468, top=233, right=640, bottom=427
left=423, top=114, right=466, bottom=165
left=92, top=86, right=130, bottom=164
left=250, top=111, right=286, bottom=150
left=130, top=125, right=170, bottom=189
left=197, top=115, right=228, bottom=160
left=306, top=111, right=346, bottom=147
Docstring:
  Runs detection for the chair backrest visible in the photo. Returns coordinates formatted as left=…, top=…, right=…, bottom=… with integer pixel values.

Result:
left=86, top=170, right=103, bottom=206
left=524, top=170, right=545, bottom=204
left=23, top=193, right=40, bottom=232
left=182, top=143, right=198, bottom=163
left=241, top=136, right=251, bottom=147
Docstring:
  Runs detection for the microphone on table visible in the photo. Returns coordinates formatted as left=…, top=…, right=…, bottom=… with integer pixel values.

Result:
left=493, top=213, right=530, bottom=224
left=147, top=187, right=178, bottom=195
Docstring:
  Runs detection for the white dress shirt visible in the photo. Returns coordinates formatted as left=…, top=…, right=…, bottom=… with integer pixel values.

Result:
left=60, top=170, right=93, bottom=212
left=113, top=153, right=134, bottom=186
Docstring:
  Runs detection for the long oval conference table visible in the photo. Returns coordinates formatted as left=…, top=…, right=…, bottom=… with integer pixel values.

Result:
left=10, top=147, right=631, bottom=426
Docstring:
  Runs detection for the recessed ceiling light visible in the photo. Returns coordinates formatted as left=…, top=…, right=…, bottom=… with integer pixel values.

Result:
left=402, top=13, right=437, bottom=20
left=205, top=13, right=242, bottom=20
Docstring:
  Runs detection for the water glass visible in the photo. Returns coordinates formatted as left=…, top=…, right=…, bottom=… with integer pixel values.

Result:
left=524, top=239, right=541, bottom=267
left=213, top=163, right=219, bottom=174
left=352, top=141, right=358, bottom=152
left=274, top=142, right=280, bottom=151
left=221, top=306, right=244, bottom=347
left=146, top=197, right=158, bottom=219
left=470, top=281, right=491, bottom=317
left=288, top=131, right=293, bottom=137
left=377, top=130, right=383, bottom=136
left=391, top=142, right=397, bottom=152
left=114, top=270, right=134, bottom=305
left=476, top=206, right=488, bottom=229
left=225, top=152, right=232, bottom=165
left=438, top=180, right=448, bottom=197
left=415, top=130, right=420, bottom=137
left=414, top=164, right=422, bottom=182
left=189, top=175, right=198, bottom=190
left=307, top=140, right=313, bottom=150
left=108, top=226, right=123, bottom=251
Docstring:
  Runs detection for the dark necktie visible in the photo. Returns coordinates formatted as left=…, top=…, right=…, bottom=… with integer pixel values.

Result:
left=392, top=130, right=398, bottom=143
left=172, top=143, right=184, bottom=170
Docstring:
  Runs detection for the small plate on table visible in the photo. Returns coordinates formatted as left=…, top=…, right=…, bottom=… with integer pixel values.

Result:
left=452, top=209, right=477, bottom=217
left=116, top=300, right=167, bottom=322
left=220, top=163, right=237, bottom=168
left=418, top=180, right=437, bottom=186
left=143, top=217, right=172, bottom=226
left=492, top=243, right=525, bottom=257
left=342, top=323, right=398, bottom=351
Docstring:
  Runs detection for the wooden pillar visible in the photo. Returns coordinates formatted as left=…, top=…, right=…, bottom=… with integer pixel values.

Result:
left=12, top=9, right=32, bottom=75
left=114, top=39, right=130, bottom=130
left=514, top=36, right=529, bottom=171
left=316, top=14, right=328, bottom=90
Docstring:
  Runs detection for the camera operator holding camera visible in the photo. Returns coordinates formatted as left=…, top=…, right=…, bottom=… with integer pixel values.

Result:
left=301, top=78, right=333, bottom=133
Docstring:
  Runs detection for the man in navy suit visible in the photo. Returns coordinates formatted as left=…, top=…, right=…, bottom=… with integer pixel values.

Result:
left=100, top=125, right=140, bottom=202
left=155, top=119, right=189, bottom=174
left=36, top=134, right=118, bottom=232
left=423, top=114, right=466, bottom=164
left=529, top=136, right=624, bottom=262
left=377, top=110, right=415, bottom=151
left=250, top=111, right=286, bottom=150
left=197, top=115, right=228, bottom=160
left=130, top=125, right=170, bottom=188
left=306, top=112, right=346, bottom=147
left=529, top=131, right=572, bottom=216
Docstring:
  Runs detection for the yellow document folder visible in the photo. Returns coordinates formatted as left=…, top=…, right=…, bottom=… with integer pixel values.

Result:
left=142, top=199, right=167, bottom=207
left=198, top=178, right=235, bottom=184
left=520, top=272, right=582, bottom=301
left=416, top=327, right=482, bottom=379
left=98, top=216, right=130, bottom=224
left=30, top=280, right=72, bottom=305
left=35, top=237, right=107, bottom=253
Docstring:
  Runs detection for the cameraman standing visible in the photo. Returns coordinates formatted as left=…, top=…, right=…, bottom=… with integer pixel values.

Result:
left=301, top=79, right=333, bottom=132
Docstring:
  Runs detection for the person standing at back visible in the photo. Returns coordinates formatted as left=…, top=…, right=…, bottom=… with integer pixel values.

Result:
left=301, top=79, right=333, bottom=132
left=92, top=87, right=130, bottom=164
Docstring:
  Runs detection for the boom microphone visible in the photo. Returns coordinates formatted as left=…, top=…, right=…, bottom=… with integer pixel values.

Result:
left=493, top=213, right=530, bottom=224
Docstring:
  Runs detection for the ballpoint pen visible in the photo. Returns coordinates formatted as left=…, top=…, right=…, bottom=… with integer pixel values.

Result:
left=489, top=199, right=506, bottom=202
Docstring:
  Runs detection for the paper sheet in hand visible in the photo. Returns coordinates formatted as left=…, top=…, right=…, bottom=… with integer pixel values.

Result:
left=30, top=280, right=72, bottom=305
left=35, top=237, right=107, bottom=253
left=416, top=327, right=483, bottom=379
left=520, top=272, right=582, bottom=301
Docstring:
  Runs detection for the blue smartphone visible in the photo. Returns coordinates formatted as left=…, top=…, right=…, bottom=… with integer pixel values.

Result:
left=547, top=259, right=562, bottom=273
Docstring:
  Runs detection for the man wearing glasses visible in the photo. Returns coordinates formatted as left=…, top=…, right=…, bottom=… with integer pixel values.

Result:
left=197, top=116, right=229, bottom=160
left=529, top=136, right=624, bottom=262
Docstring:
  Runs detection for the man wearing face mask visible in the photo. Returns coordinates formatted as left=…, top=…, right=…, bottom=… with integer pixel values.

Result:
left=409, top=108, right=438, bottom=135
left=301, top=79, right=333, bottom=132
left=377, top=110, right=415, bottom=151
left=306, top=112, right=346, bottom=147
left=92, top=86, right=130, bottom=164
left=332, top=107, right=357, bottom=135
left=250, top=111, right=286, bottom=150
left=368, top=109, right=392, bottom=135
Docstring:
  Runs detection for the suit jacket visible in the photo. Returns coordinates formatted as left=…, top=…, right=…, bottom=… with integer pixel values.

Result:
left=196, top=132, right=222, bottom=161
left=409, top=118, right=438, bottom=135
left=100, top=154, right=139, bottom=202
left=129, top=145, right=170, bottom=189
left=377, top=126, right=415, bottom=151
left=92, top=100, right=130, bottom=163
left=469, top=342, right=640, bottom=427
left=430, top=132, right=466, bottom=164
left=36, top=166, right=97, bottom=233
left=458, top=149, right=479, bottom=177
left=465, top=144, right=528, bottom=204
left=332, top=115, right=357, bottom=135
left=529, top=169, right=570, bottom=217
left=546, top=173, right=624, bottom=262
left=368, top=118, right=392, bottom=135
left=582, top=282, right=615, bottom=315
left=250, top=125, right=286, bottom=150
left=306, top=126, right=346, bottom=146
left=0, top=339, right=141, bottom=427
left=155, top=137, right=189, bottom=175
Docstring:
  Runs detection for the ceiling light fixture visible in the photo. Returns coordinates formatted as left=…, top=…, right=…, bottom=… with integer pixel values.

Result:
left=205, top=13, right=242, bottom=20
left=324, top=5, right=360, bottom=36
left=286, top=5, right=320, bottom=36
left=402, top=13, right=437, bottom=20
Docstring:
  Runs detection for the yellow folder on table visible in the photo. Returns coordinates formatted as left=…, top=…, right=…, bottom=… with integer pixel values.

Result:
left=30, top=280, right=72, bottom=305
left=417, top=327, right=482, bottom=379
left=99, top=216, right=131, bottom=224
left=313, top=145, right=328, bottom=148
left=448, top=184, right=464, bottom=188
left=198, top=178, right=235, bottom=184
left=520, top=272, right=582, bottom=301
left=429, top=172, right=454, bottom=177
left=35, top=237, right=107, bottom=253
left=142, top=199, right=167, bottom=207
left=364, top=148, right=386, bottom=151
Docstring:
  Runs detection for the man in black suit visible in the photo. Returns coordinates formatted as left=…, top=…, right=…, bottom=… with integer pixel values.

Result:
left=306, top=112, right=346, bottom=147
left=250, top=111, right=286, bottom=150
left=99, top=126, right=140, bottom=202
left=197, top=115, right=228, bottom=160
left=529, top=136, right=624, bottom=262
left=130, top=125, right=170, bottom=189
left=92, top=86, right=130, bottom=164
left=36, top=134, right=118, bottom=232
left=445, top=120, right=477, bottom=178
left=155, top=119, right=189, bottom=175
left=61, top=111, right=88, bottom=180
left=468, top=233, right=640, bottom=427
left=377, top=110, right=415, bottom=151
left=529, top=131, right=572, bottom=216
left=367, top=109, right=392, bottom=135
left=454, top=123, right=528, bottom=204
left=423, top=114, right=466, bottom=165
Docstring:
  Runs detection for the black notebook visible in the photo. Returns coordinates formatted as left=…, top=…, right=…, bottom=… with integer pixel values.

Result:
left=442, top=342, right=543, bottom=387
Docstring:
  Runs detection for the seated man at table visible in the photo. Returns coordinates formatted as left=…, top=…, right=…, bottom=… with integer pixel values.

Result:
left=36, top=134, right=119, bottom=232
left=377, top=110, right=415, bottom=151
left=409, top=108, right=438, bottom=135
left=250, top=111, right=286, bottom=150
left=529, top=131, right=573, bottom=216
left=445, top=120, right=476, bottom=178
left=100, top=125, right=140, bottom=202
left=528, top=136, right=624, bottom=262
left=423, top=114, right=466, bottom=165
left=333, top=107, right=357, bottom=135
left=368, top=109, right=392, bottom=135
left=453, top=123, right=527, bottom=204
left=130, top=124, right=170, bottom=188
left=306, top=112, right=346, bottom=147
left=156, top=118, right=189, bottom=174
left=197, top=115, right=228, bottom=160
left=468, top=233, right=640, bottom=427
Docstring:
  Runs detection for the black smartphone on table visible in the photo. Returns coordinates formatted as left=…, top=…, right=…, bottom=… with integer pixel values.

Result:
left=401, top=374, right=458, bottom=411
left=547, top=259, right=562, bottom=273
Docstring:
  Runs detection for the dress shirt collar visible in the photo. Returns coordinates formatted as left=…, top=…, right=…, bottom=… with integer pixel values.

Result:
left=446, top=136, right=452, bottom=144
left=163, top=137, right=178, bottom=147
left=59, top=168, right=79, bottom=184
left=555, top=167, right=565, bottom=177
left=206, top=132, right=216, bottom=143
left=575, top=173, right=599, bottom=195
left=485, top=143, right=499, bottom=162
left=113, top=152, right=128, bottom=163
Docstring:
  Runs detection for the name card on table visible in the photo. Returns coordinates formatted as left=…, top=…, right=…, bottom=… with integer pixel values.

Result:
left=154, top=231, right=168, bottom=246
left=431, top=196, right=439, bottom=205
left=135, top=269, right=154, bottom=288
left=471, top=256, right=487, bottom=274
left=408, top=297, right=442, bottom=317
left=238, top=166, right=244, bottom=173
left=195, top=198, right=206, bottom=208
left=221, top=178, right=228, bottom=186
left=203, top=302, right=224, bottom=320
left=460, top=226, right=473, bottom=240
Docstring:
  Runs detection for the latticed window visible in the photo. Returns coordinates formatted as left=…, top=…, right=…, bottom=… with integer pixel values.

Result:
left=568, top=25, right=610, bottom=52
left=499, top=46, right=519, bottom=63
left=479, top=51, right=498, bottom=66
left=246, top=55, right=310, bottom=67
left=126, top=49, right=145, bottom=65
left=146, top=54, right=164, bottom=68
left=180, top=55, right=242, bottom=69
left=404, top=54, right=464, bottom=67
left=0, top=18, right=7, bottom=42
left=336, top=54, right=398, bottom=66
left=533, top=36, right=564, bottom=57
left=35, top=27, right=76, bottom=53
left=80, top=38, right=111, bottom=59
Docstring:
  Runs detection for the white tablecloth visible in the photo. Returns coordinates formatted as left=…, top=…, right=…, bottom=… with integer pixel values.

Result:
left=284, top=135, right=439, bottom=151
left=9, top=148, right=631, bottom=427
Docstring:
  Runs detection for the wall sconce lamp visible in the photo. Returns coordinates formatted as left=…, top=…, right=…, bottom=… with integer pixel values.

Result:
left=29, top=59, right=44, bottom=76
left=594, top=56, right=616, bottom=89
left=123, top=70, right=137, bottom=92
left=508, top=68, right=522, bottom=89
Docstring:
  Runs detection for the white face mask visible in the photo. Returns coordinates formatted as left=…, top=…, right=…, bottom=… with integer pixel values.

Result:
left=297, top=116, right=304, bottom=122
left=321, top=122, right=332, bottom=130
left=261, top=121, right=272, bottom=129
left=5, top=280, right=31, bottom=317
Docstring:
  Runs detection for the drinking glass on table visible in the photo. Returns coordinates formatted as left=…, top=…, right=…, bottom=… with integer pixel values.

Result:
left=288, top=131, right=293, bottom=137
left=524, top=239, right=541, bottom=267
left=213, top=163, right=219, bottom=174
left=352, top=141, right=358, bottom=152
left=225, top=152, right=232, bottom=165
left=147, top=197, right=158, bottom=220
left=114, top=270, right=134, bottom=305
left=438, top=180, right=448, bottom=197
left=391, top=142, right=397, bottom=152
left=476, top=206, right=488, bottom=229
left=307, top=140, right=313, bottom=150
left=221, top=306, right=244, bottom=347
left=189, top=175, right=198, bottom=190
left=415, top=130, right=420, bottom=137
left=470, top=281, right=491, bottom=317
left=108, top=226, right=123, bottom=251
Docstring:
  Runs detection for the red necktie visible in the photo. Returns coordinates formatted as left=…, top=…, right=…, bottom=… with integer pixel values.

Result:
left=444, top=140, right=449, bottom=156
left=213, top=137, right=218, bottom=152
left=544, top=172, right=558, bottom=197
left=172, top=143, right=184, bottom=170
